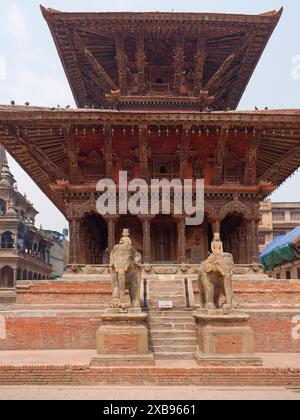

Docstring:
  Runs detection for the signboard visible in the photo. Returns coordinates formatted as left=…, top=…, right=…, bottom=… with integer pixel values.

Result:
left=159, top=301, right=173, bottom=309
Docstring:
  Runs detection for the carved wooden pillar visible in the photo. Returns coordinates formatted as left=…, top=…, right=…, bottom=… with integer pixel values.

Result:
left=173, top=31, right=185, bottom=95
left=104, top=122, right=113, bottom=179
left=243, top=129, right=262, bottom=185
left=65, top=129, right=79, bottom=184
left=136, top=33, right=146, bottom=95
left=115, top=33, right=128, bottom=95
left=138, top=123, right=149, bottom=180
left=238, top=226, right=247, bottom=264
left=179, top=125, right=191, bottom=180
left=176, top=217, right=187, bottom=264
left=194, top=36, right=206, bottom=97
left=140, top=216, right=153, bottom=264
left=251, top=219, right=260, bottom=263
left=214, top=126, right=229, bottom=185
left=105, top=216, right=119, bottom=254
left=69, top=218, right=80, bottom=265
left=212, top=220, right=221, bottom=235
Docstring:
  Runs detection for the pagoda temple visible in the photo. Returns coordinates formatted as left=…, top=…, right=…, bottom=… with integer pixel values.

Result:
left=1, top=6, right=300, bottom=272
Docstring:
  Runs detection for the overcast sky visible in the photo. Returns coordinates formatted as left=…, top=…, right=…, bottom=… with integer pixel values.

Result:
left=0, top=0, right=300, bottom=232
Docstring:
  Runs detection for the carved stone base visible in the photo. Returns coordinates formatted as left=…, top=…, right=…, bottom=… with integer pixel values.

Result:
left=90, top=312, right=154, bottom=366
left=194, top=311, right=262, bottom=366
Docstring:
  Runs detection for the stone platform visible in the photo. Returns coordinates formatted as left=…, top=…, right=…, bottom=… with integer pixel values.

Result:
left=0, top=351, right=300, bottom=387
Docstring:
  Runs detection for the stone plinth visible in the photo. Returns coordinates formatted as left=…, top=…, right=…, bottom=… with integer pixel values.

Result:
left=90, top=311, right=154, bottom=366
left=194, top=311, right=262, bottom=366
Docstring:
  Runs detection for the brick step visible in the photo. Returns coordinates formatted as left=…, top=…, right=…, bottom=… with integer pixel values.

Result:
left=149, top=311, right=194, bottom=318
left=152, top=344, right=197, bottom=353
left=153, top=352, right=195, bottom=360
left=149, top=316, right=195, bottom=323
left=149, top=330, right=196, bottom=338
left=150, top=337, right=197, bottom=346
left=148, top=323, right=196, bottom=332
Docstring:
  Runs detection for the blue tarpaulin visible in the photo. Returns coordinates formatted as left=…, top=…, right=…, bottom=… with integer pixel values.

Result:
left=260, top=226, right=300, bottom=271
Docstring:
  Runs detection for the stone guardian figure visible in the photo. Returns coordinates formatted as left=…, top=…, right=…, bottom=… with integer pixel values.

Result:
left=109, top=229, right=142, bottom=310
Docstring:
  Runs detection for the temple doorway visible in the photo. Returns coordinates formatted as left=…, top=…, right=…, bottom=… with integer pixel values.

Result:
left=151, top=216, right=178, bottom=263
left=221, top=214, right=248, bottom=263
left=80, top=213, right=108, bottom=264
left=186, top=218, right=213, bottom=263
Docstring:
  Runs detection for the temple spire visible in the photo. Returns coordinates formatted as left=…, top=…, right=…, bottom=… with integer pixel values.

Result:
left=0, top=145, right=16, bottom=187
left=0, top=144, right=7, bottom=173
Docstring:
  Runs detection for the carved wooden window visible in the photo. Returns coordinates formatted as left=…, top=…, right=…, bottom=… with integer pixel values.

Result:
left=150, top=157, right=179, bottom=179
left=224, top=163, right=242, bottom=183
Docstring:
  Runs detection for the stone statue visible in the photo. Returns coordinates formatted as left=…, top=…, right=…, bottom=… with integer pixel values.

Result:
left=109, top=229, right=142, bottom=310
left=198, top=237, right=234, bottom=313
left=211, top=232, right=224, bottom=254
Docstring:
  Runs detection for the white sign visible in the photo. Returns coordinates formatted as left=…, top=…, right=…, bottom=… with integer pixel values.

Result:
left=159, top=301, right=173, bottom=309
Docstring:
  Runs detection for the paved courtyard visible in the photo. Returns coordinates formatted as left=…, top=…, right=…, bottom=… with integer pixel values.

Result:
left=0, top=386, right=299, bottom=400
left=0, top=350, right=300, bottom=368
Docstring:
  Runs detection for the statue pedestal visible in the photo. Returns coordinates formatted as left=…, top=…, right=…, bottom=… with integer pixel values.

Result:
left=90, top=311, right=154, bottom=366
left=193, top=311, right=262, bottom=366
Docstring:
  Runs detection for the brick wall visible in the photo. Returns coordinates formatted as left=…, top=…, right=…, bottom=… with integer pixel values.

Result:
left=0, top=365, right=299, bottom=387
left=16, top=282, right=112, bottom=305
left=0, top=310, right=299, bottom=353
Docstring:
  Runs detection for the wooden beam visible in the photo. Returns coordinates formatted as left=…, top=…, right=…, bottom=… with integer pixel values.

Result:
left=173, top=31, right=185, bottom=95
left=243, top=129, right=262, bottom=185
left=204, top=35, right=249, bottom=95
left=213, top=126, right=229, bottom=185
left=194, top=37, right=206, bottom=97
left=258, top=142, right=300, bottom=183
left=72, top=30, right=117, bottom=92
left=7, top=125, right=67, bottom=182
left=115, top=33, right=128, bottom=95
left=136, top=33, right=146, bottom=96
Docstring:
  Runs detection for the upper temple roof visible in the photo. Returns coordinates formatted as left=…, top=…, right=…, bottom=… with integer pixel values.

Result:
left=41, top=6, right=283, bottom=111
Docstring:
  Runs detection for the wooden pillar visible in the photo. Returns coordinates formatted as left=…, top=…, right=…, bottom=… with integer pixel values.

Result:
left=179, top=125, right=192, bottom=180
left=104, top=122, right=113, bottom=179
left=105, top=216, right=119, bottom=254
left=140, top=216, right=153, bottom=264
left=214, top=126, right=229, bottom=185
left=138, top=123, right=149, bottom=180
left=69, top=219, right=81, bottom=265
left=173, top=31, right=185, bottom=95
left=194, top=36, right=206, bottom=97
left=251, top=219, right=260, bottom=263
left=212, top=220, right=221, bottom=235
left=243, top=129, right=262, bottom=185
left=115, top=33, right=128, bottom=95
left=136, top=33, right=146, bottom=95
left=176, top=217, right=187, bottom=264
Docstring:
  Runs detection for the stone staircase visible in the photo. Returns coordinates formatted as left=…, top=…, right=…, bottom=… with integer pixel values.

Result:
left=146, top=275, right=198, bottom=360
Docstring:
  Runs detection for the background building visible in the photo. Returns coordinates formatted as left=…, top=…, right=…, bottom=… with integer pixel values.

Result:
left=259, top=200, right=300, bottom=253
left=0, top=145, right=66, bottom=287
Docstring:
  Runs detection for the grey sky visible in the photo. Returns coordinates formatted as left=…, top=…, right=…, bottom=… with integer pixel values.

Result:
left=0, top=0, right=299, bottom=232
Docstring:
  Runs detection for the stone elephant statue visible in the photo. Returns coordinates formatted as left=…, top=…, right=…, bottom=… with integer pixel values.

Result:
left=109, top=240, right=142, bottom=309
left=198, top=252, right=234, bottom=312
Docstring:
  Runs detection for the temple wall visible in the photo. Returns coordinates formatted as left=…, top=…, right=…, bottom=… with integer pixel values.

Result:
left=0, top=278, right=299, bottom=353
left=0, top=309, right=299, bottom=353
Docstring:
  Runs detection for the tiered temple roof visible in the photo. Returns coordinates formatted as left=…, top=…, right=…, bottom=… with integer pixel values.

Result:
left=1, top=7, right=299, bottom=220
left=41, top=6, right=283, bottom=111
